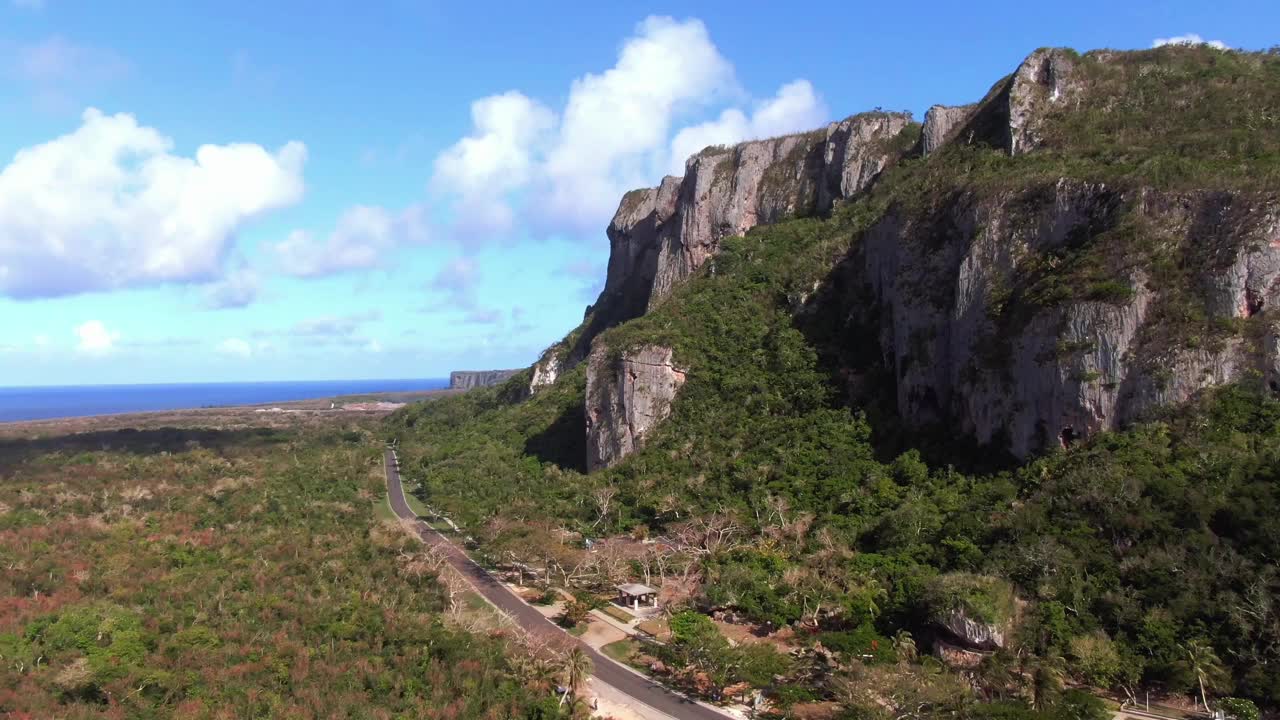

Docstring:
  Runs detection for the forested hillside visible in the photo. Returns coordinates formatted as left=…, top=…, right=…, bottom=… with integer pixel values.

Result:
left=389, top=45, right=1280, bottom=717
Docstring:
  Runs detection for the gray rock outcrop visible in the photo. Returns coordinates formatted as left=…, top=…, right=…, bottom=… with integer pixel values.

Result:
left=849, top=183, right=1280, bottom=457
left=529, top=47, right=1280, bottom=463
left=573, top=114, right=913, bottom=362
left=1007, top=48, right=1080, bottom=155
left=449, top=369, right=520, bottom=390
left=528, top=346, right=564, bottom=395
left=936, top=608, right=1007, bottom=651
left=585, top=345, right=686, bottom=471
left=920, top=104, right=976, bottom=156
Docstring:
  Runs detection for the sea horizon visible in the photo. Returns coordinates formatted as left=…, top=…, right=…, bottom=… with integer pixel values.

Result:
left=0, top=377, right=450, bottom=423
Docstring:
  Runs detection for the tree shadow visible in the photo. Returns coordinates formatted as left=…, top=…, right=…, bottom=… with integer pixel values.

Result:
left=523, top=405, right=586, bottom=473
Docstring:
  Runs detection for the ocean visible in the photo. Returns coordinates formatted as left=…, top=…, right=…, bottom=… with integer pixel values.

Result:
left=0, top=378, right=450, bottom=423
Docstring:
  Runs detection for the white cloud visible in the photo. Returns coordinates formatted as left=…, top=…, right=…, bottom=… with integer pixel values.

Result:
left=296, top=16, right=828, bottom=264
left=216, top=337, right=252, bottom=358
left=536, top=16, right=737, bottom=234
left=282, top=310, right=381, bottom=338
left=203, top=262, right=260, bottom=309
left=431, top=92, right=555, bottom=239
left=667, top=80, right=827, bottom=174
left=272, top=203, right=427, bottom=277
left=0, top=108, right=306, bottom=299
left=75, top=320, right=119, bottom=355
left=434, top=91, right=555, bottom=197
left=430, top=16, right=827, bottom=240
left=1153, top=34, right=1229, bottom=50
left=365, top=339, right=383, bottom=353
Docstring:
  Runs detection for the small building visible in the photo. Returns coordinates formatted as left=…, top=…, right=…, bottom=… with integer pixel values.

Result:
left=616, top=583, right=658, bottom=611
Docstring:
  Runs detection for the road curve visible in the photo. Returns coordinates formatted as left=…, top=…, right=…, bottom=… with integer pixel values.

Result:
left=383, top=449, right=734, bottom=720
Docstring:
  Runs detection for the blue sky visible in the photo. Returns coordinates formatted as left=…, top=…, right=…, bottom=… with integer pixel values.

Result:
left=0, top=0, right=1272, bottom=386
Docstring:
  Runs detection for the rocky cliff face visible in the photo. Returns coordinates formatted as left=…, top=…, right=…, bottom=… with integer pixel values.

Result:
left=610, top=113, right=912, bottom=317
left=449, top=369, right=520, bottom=391
left=585, top=345, right=686, bottom=471
left=544, top=47, right=1280, bottom=468
left=814, top=48, right=1280, bottom=456
left=533, top=113, right=915, bottom=399
left=844, top=184, right=1280, bottom=457
left=935, top=608, right=1007, bottom=651
left=920, top=104, right=975, bottom=156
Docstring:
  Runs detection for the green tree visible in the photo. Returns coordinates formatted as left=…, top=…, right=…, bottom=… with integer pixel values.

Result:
left=1218, top=698, right=1260, bottom=720
left=1021, top=653, right=1066, bottom=711
left=1068, top=631, right=1122, bottom=689
left=1181, top=639, right=1228, bottom=711
left=560, top=648, right=592, bottom=707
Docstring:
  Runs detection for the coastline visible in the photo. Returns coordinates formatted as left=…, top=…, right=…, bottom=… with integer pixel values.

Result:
left=0, top=388, right=459, bottom=437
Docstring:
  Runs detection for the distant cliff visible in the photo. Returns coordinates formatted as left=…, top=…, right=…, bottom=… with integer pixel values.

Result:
left=449, top=370, right=520, bottom=390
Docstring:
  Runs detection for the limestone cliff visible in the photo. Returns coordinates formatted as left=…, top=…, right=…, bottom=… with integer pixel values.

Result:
left=606, top=112, right=912, bottom=318
left=449, top=369, right=520, bottom=391
left=528, top=46, right=1280, bottom=469
left=585, top=345, right=686, bottom=471
left=531, top=111, right=915, bottom=400
left=845, top=184, right=1280, bottom=456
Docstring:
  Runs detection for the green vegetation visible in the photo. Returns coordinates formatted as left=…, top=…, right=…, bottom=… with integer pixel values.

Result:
left=924, top=573, right=1017, bottom=627
left=0, top=423, right=569, bottom=718
left=387, top=45, right=1280, bottom=715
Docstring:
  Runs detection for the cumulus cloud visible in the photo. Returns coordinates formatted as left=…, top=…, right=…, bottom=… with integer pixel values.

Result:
left=667, top=79, right=827, bottom=174
left=216, top=338, right=252, bottom=358
left=1153, top=34, right=1229, bottom=50
left=75, top=320, right=119, bottom=355
left=0, top=108, right=306, bottom=299
left=293, top=16, right=828, bottom=267
left=429, top=16, right=828, bottom=240
left=535, top=16, right=737, bottom=234
left=272, top=203, right=427, bottom=277
left=432, top=91, right=555, bottom=235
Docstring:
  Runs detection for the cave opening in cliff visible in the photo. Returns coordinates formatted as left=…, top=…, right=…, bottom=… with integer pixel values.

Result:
left=1271, top=380, right=1279, bottom=393
left=1246, top=290, right=1265, bottom=317
left=1059, top=426, right=1078, bottom=449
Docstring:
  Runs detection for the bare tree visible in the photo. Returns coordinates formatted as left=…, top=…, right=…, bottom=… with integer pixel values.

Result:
left=590, top=486, right=617, bottom=528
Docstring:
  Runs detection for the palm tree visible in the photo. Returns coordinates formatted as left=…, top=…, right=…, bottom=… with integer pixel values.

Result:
left=560, top=647, right=593, bottom=707
left=1181, top=639, right=1227, bottom=712
left=892, top=630, right=918, bottom=663
left=1021, top=652, right=1066, bottom=711
left=978, top=650, right=1018, bottom=700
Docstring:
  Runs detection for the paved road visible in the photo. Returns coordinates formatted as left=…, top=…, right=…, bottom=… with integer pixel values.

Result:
left=383, top=449, right=733, bottom=720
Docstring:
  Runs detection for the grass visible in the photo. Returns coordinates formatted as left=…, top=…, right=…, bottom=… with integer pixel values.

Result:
left=373, top=494, right=397, bottom=522
left=636, top=619, right=669, bottom=639
left=601, top=638, right=641, bottom=663
left=601, top=605, right=635, bottom=624
left=401, top=485, right=432, bottom=516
